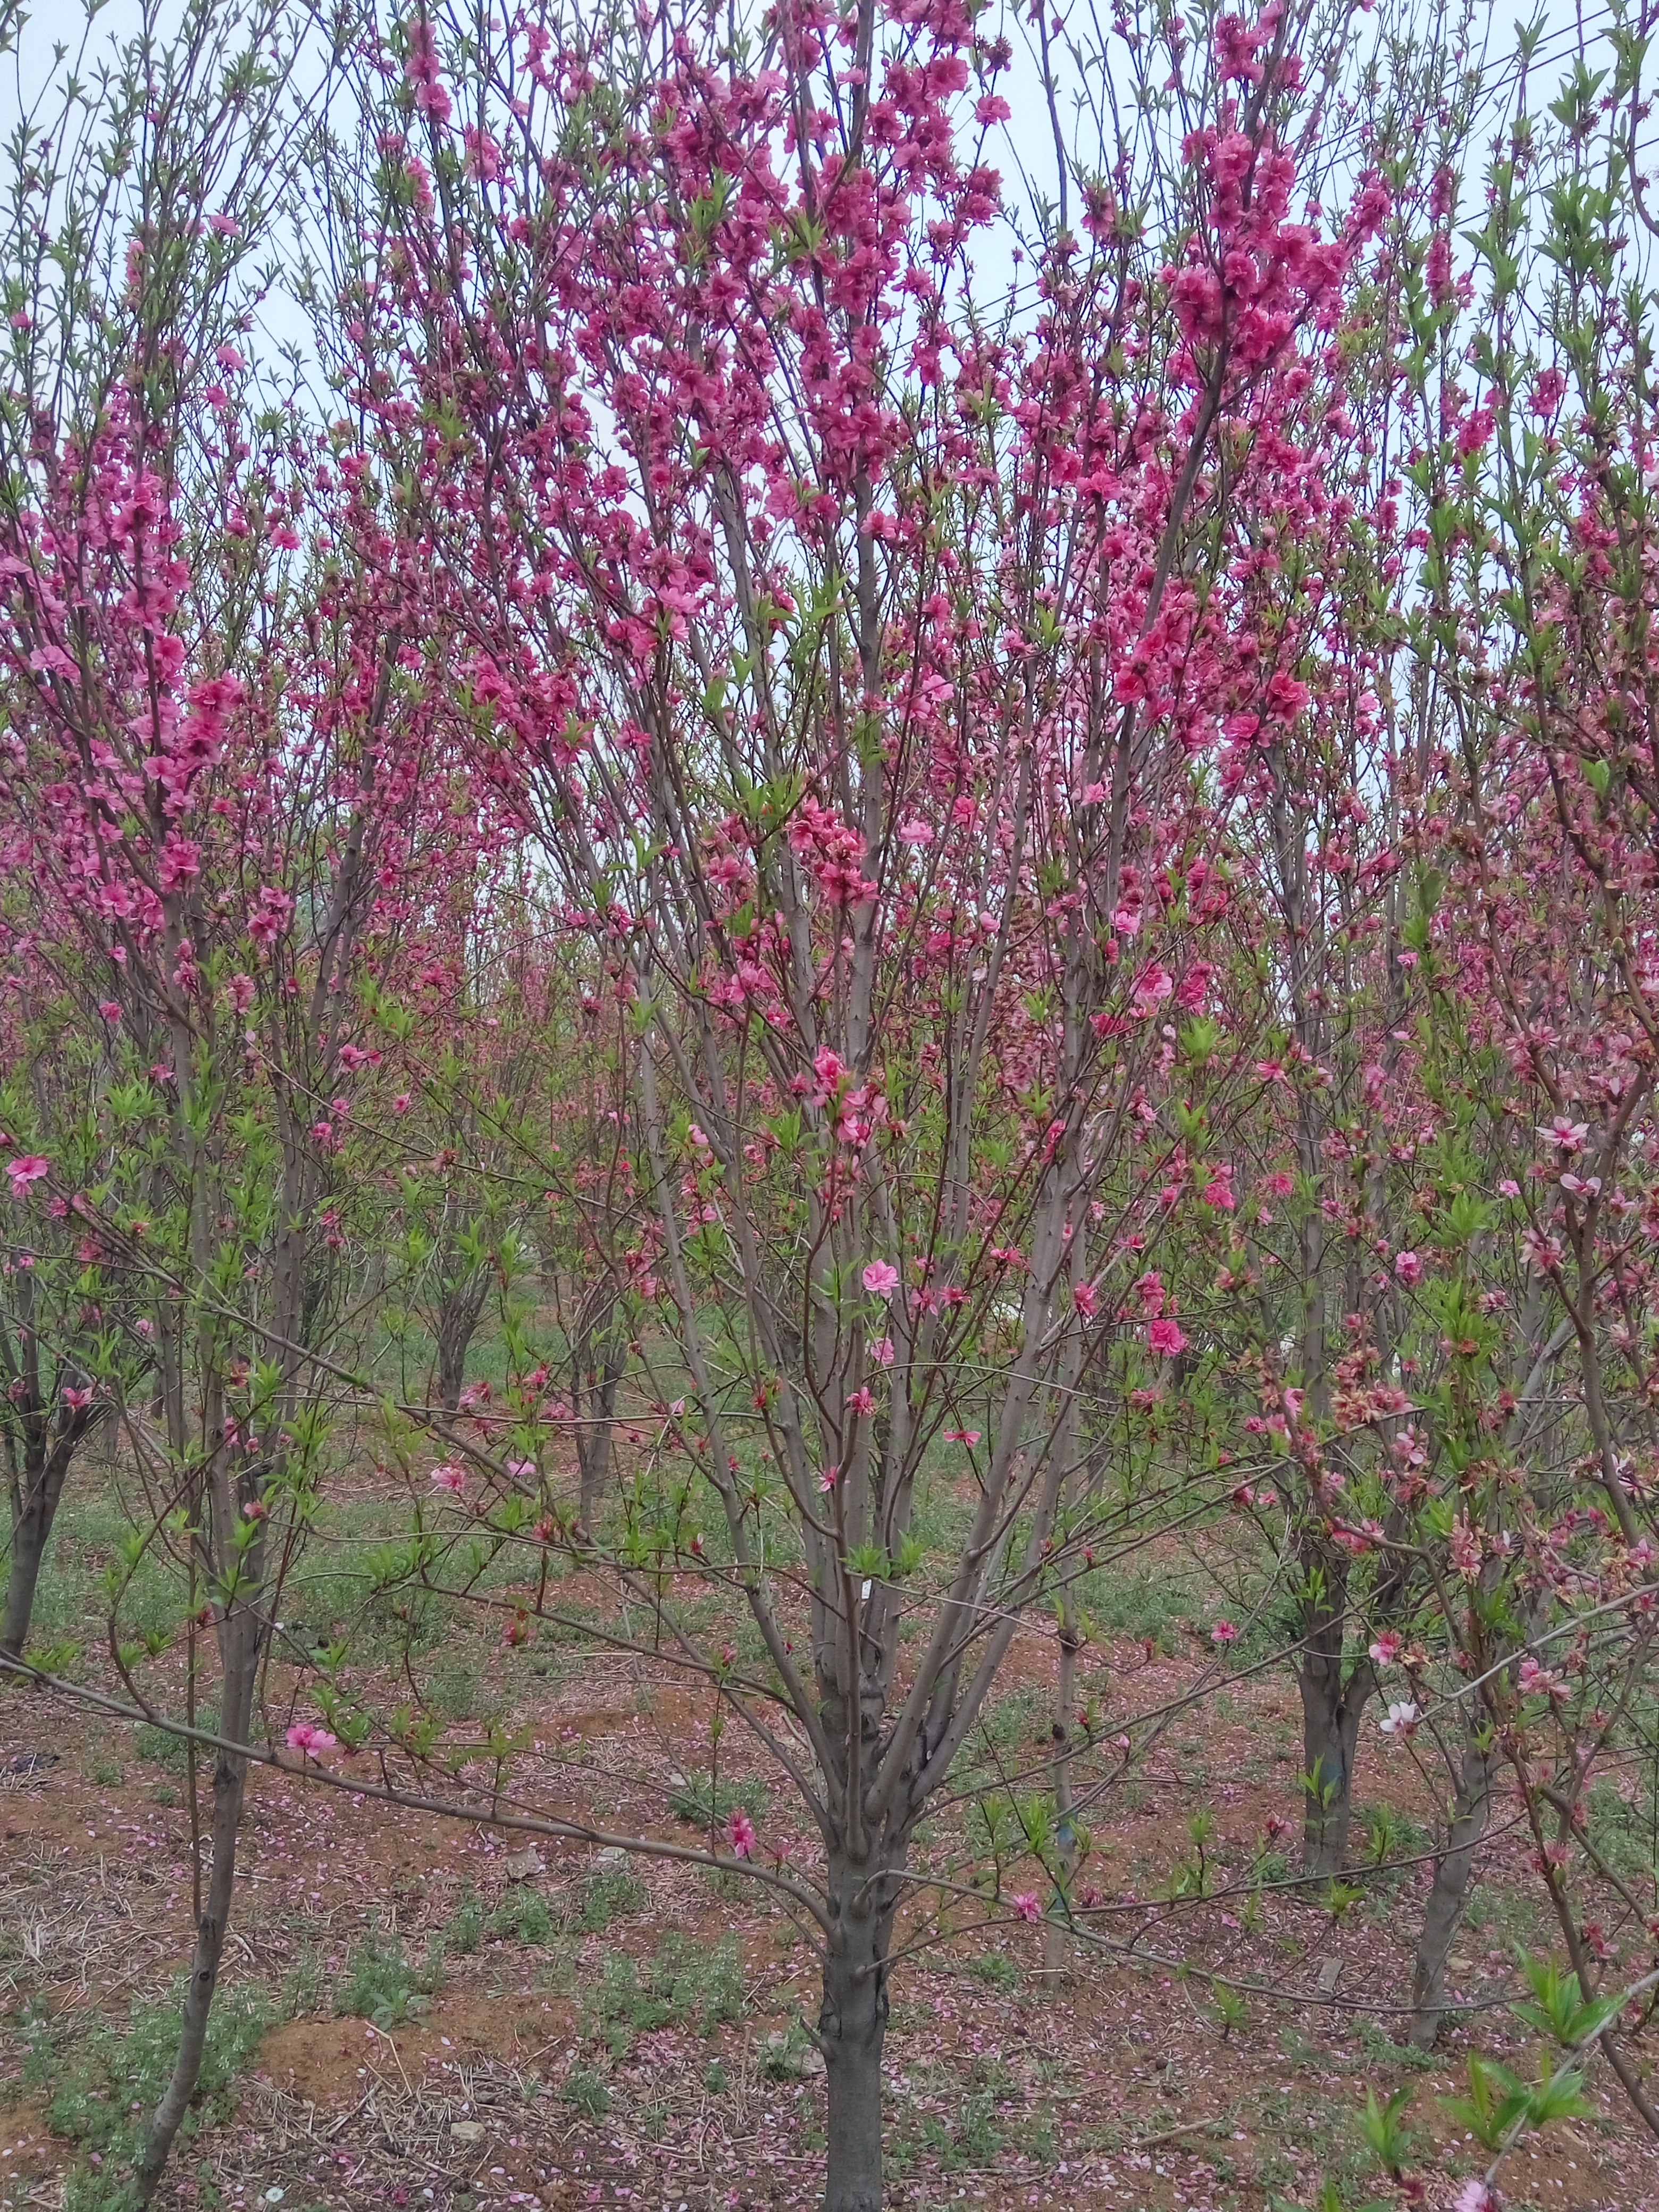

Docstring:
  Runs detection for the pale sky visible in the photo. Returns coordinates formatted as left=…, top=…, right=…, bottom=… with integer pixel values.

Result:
left=0, top=0, right=1628, bottom=384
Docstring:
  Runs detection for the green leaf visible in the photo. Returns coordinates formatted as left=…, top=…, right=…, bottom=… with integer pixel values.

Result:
left=1564, top=1993, right=1624, bottom=2046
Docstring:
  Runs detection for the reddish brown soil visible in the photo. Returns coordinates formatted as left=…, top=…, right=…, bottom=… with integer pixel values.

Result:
left=4, top=1536, right=1657, bottom=2212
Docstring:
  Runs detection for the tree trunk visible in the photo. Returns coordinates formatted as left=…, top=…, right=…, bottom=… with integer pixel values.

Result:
left=573, top=1303, right=624, bottom=1527
left=576, top=1404, right=610, bottom=1526
left=435, top=1270, right=489, bottom=1413
left=2, top=1430, right=82, bottom=1662
left=1, top=1487, right=49, bottom=1661
left=1043, top=1613, right=1081, bottom=1977
left=1296, top=1638, right=1371, bottom=1879
left=1410, top=1730, right=1493, bottom=2048
left=819, top=1853, right=898, bottom=2212
left=136, top=1607, right=260, bottom=2199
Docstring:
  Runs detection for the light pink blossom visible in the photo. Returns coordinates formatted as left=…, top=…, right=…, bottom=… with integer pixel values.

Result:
left=1518, top=1656, right=1569, bottom=1703
left=1538, top=1118, right=1588, bottom=1152
left=1449, top=1515, right=1483, bottom=1579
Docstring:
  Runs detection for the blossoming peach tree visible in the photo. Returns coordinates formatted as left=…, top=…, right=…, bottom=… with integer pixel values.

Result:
left=309, top=0, right=1421, bottom=2198
left=0, top=4, right=460, bottom=2188
left=1355, top=11, right=1659, bottom=2128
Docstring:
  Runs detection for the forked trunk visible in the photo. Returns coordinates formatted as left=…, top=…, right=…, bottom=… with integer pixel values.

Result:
left=1411, top=1731, right=1494, bottom=2047
left=435, top=1269, right=489, bottom=1414
left=819, top=1852, right=898, bottom=2212
left=3, top=1425, right=90, bottom=1662
left=2, top=1464, right=51, bottom=1662
left=1297, top=1647, right=1371, bottom=1879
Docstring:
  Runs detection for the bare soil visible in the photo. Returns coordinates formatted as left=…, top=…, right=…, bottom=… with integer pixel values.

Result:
left=4, top=1531, right=1657, bottom=2211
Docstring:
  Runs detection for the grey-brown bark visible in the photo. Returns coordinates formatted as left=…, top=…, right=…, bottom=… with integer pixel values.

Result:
left=1410, top=1728, right=1494, bottom=2047
left=571, top=1285, right=626, bottom=1526
left=136, top=1599, right=262, bottom=2197
left=819, top=1850, right=901, bottom=2212
left=2, top=1426, right=83, bottom=1661
left=435, top=1266, right=491, bottom=1413
left=1295, top=1547, right=1376, bottom=1879
left=1, top=1265, right=106, bottom=1660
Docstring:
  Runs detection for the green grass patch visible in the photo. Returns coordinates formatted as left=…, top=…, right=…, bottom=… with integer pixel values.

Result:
left=585, top=1934, right=743, bottom=2058
left=666, top=1774, right=768, bottom=1829
left=337, top=1930, right=445, bottom=2029
left=574, top=1863, right=648, bottom=1932
left=18, top=1983, right=268, bottom=2211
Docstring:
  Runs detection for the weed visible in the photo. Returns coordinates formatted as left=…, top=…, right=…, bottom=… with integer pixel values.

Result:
left=974, top=1682, right=1049, bottom=1754
left=1462, top=1883, right=1546, bottom=1948
left=281, top=1946, right=324, bottom=2020
left=562, top=2066, right=611, bottom=2117
left=489, top=1886, right=556, bottom=1946
left=449, top=1888, right=485, bottom=1954
left=1279, top=2026, right=1320, bottom=2070
left=135, top=1722, right=191, bottom=1776
left=1018, top=2106, right=1057, bottom=2165
left=1088, top=1561, right=1200, bottom=1645
left=575, top=1863, right=647, bottom=1932
left=667, top=1774, right=768, bottom=1829
left=426, top=1660, right=479, bottom=1721
left=1585, top=1779, right=1649, bottom=1884
left=967, top=1949, right=1019, bottom=1992
left=87, top=1754, right=124, bottom=1788
left=759, top=2023, right=815, bottom=2080
left=585, top=1936, right=743, bottom=2058
left=918, top=2057, right=1010, bottom=2168
left=535, top=1955, right=576, bottom=1998
left=337, top=1930, right=444, bottom=2029
left=1360, top=1803, right=1427, bottom=1872
left=1356, top=2021, right=1440, bottom=2074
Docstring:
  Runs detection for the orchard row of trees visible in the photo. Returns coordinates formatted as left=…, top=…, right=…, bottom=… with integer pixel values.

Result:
left=5, top=0, right=1659, bottom=2206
